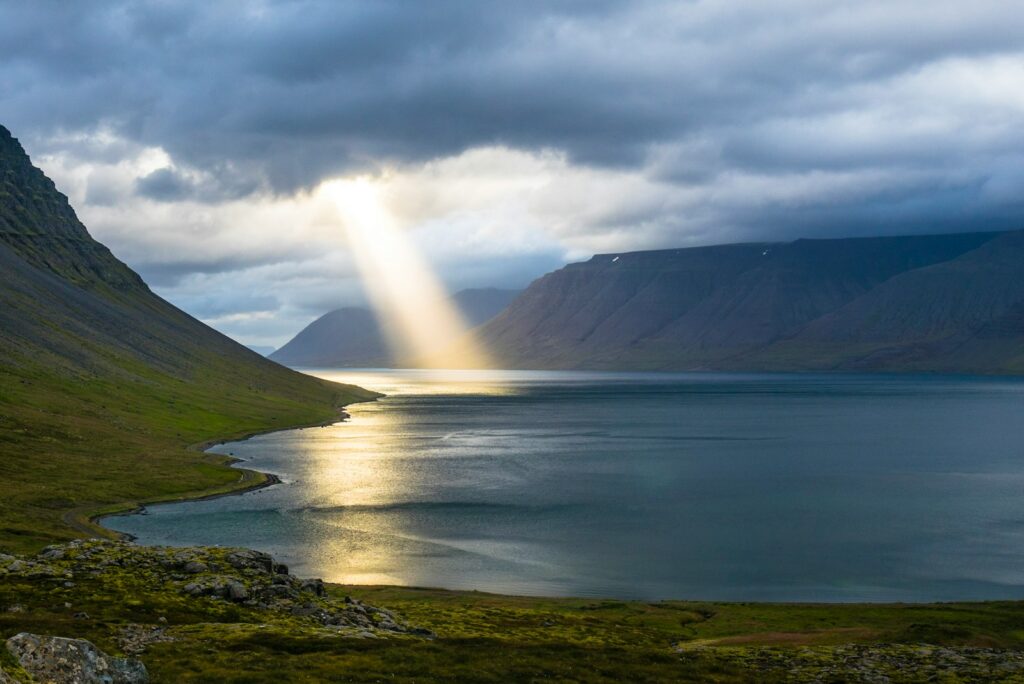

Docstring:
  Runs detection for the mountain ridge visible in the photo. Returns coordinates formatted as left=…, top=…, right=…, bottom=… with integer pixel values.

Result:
left=472, top=230, right=1023, bottom=373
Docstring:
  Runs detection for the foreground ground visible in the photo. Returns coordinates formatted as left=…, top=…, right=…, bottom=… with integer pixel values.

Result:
left=1, top=541, right=1023, bottom=682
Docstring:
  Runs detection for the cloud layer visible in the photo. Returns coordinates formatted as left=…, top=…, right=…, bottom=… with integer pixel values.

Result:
left=2, top=0, right=1023, bottom=345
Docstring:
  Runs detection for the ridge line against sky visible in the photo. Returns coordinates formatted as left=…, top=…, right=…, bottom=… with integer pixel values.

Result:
left=2, top=0, right=1023, bottom=347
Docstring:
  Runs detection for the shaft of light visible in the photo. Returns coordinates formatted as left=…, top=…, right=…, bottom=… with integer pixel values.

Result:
left=321, top=178, right=490, bottom=368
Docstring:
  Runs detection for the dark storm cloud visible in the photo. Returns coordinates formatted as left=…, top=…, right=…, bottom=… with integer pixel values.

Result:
left=135, top=168, right=191, bottom=202
left=3, top=0, right=1024, bottom=347
left=3, top=1, right=1019, bottom=206
left=2, top=0, right=652, bottom=190
left=135, top=165, right=260, bottom=203
left=133, top=256, right=271, bottom=288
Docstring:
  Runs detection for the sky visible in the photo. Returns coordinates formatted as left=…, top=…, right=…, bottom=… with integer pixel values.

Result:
left=2, top=0, right=1023, bottom=348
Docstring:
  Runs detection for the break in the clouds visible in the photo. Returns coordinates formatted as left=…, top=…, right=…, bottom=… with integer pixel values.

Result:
left=2, top=1, right=1023, bottom=346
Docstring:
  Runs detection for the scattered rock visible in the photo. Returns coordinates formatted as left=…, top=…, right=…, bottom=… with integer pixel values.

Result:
left=291, top=603, right=321, bottom=618
left=227, top=549, right=274, bottom=574
left=38, top=546, right=66, bottom=561
left=227, top=580, right=249, bottom=602
left=6, top=559, right=57, bottom=578
left=0, top=540, right=428, bottom=638
left=409, top=627, right=436, bottom=638
left=117, top=625, right=174, bottom=656
left=6, top=632, right=148, bottom=683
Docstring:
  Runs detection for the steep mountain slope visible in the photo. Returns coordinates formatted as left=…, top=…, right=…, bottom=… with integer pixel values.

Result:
left=755, top=230, right=1024, bottom=371
left=449, top=288, right=521, bottom=326
left=0, top=124, right=377, bottom=551
left=477, top=232, right=1006, bottom=370
left=271, top=287, right=519, bottom=367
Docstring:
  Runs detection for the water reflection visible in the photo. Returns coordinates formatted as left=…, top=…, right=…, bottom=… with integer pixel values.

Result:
left=311, top=367, right=533, bottom=397
left=249, top=369, right=547, bottom=587
left=106, top=370, right=1024, bottom=601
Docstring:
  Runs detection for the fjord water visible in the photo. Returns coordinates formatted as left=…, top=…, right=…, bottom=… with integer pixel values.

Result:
left=108, top=370, right=1024, bottom=601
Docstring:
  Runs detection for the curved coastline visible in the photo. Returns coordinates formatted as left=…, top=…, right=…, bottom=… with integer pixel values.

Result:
left=78, top=404, right=365, bottom=541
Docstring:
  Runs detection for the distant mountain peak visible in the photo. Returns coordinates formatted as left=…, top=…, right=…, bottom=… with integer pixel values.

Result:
left=270, top=288, right=521, bottom=368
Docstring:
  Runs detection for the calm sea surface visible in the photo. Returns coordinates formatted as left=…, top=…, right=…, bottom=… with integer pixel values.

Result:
left=106, top=370, right=1024, bottom=601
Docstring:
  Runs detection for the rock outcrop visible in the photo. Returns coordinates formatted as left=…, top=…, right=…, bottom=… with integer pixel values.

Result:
left=0, top=540, right=431, bottom=638
left=6, top=633, right=147, bottom=684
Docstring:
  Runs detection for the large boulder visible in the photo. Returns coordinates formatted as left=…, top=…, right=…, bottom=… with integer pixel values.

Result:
left=226, top=549, right=275, bottom=574
left=6, top=633, right=148, bottom=683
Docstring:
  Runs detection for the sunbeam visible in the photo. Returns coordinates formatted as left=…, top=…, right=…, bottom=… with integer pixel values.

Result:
left=321, top=177, right=490, bottom=369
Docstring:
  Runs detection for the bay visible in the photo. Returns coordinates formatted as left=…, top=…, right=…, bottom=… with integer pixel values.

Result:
left=105, top=370, right=1024, bottom=601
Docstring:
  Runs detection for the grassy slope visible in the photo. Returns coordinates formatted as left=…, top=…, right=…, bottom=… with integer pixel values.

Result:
left=0, top=125, right=378, bottom=553
left=0, top=354, right=375, bottom=554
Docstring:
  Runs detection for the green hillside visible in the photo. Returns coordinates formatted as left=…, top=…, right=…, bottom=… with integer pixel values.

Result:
left=0, top=125, right=377, bottom=553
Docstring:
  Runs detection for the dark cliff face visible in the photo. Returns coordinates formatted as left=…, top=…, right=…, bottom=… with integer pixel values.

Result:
left=270, top=288, right=519, bottom=368
left=0, top=125, right=87, bottom=241
left=474, top=230, right=1024, bottom=373
left=0, top=125, right=146, bottom=292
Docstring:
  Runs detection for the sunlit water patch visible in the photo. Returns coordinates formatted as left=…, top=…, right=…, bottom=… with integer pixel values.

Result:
left=106, top=370, right=1024, bottom=601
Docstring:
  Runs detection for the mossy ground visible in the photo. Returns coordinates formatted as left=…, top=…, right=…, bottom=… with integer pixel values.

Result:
left=2, top=543, right=1024, bottom=683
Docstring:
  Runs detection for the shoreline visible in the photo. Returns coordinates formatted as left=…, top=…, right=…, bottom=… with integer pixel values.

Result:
left=81, top=375, right=1024, bottom=606
left=76, top=404, right=366, bottom=541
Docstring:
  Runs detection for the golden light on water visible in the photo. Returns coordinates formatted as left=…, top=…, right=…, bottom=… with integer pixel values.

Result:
left=320, top=178, right=490, bottom=368
left=295, top=370, right=525, bottom=585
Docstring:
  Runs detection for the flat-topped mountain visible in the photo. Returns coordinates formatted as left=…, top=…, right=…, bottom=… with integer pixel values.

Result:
left=474, top=231, right=1024, bottom=373
left=0, top=124, right=376, bottom=551
left=270, top=288, right=519, bottom=367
